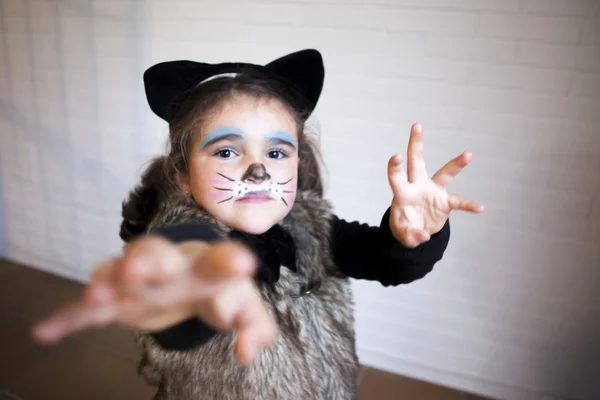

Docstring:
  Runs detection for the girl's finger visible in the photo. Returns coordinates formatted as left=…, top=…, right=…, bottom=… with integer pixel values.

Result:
left=85, top=259, right=119, bottom=306
left=32, top=302, right=118, bottom=344
left=194, top=241, right=258, bottom=283
left=406, top=123, right=428, bottom=183
left=387, top=154, right=408, bottom=197
left=448, top=194, right=484, bottom=213
left=117, top=236, right=189, bottom=287
left=204, top=281, right=258, bottom=329
left=84, top=283, right=115, bottom=307
left=235, top=317, right=277, bottom=366
left=231, top=285, right=277, bottom=366
left=431, top=151, right=472, bottom=188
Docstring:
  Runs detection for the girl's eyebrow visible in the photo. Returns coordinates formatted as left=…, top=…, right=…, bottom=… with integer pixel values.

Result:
left=200, top=126, right=244, bottom=149
left=265, top=130, right=297, bottom=149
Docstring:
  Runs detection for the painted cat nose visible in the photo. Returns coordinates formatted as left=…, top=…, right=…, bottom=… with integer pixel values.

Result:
left=242, top=163, right=271, bottom=184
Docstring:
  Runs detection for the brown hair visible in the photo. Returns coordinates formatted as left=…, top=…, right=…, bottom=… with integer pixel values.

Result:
left=120, top=69, right=324, bottom=242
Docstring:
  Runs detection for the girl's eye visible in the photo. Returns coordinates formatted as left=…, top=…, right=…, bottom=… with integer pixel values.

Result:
left=267, top=150, right=287, bottom=160
left=215, top=149, right=236, bottom=158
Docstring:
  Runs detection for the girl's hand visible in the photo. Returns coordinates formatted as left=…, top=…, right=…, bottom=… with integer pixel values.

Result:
left=387, top=123, right=484, bottom=248
left=31, top=236, right=277, bottom=365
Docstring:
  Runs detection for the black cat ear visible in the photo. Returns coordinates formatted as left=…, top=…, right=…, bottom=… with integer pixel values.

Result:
left=143, top=49, right=325, bottom=123
left=264, top=49, right=325, bottom=117
left=143, top=60, right=220, bottom=123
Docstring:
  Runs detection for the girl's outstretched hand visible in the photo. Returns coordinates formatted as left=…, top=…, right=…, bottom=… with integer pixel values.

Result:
left=387, top=123, right=484, bottom=248
left=31, top=236, right=277, bottom=366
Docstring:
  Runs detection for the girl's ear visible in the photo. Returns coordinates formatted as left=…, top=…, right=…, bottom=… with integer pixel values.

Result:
left=176, top=172, right=192, bottom=193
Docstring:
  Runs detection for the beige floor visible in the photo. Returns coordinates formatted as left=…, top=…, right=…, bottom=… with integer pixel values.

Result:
left=0, top=258, right=492, bottom=400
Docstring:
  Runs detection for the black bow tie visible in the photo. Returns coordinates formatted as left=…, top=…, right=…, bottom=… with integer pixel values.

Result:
left=228, top=225, right=296, bottom=284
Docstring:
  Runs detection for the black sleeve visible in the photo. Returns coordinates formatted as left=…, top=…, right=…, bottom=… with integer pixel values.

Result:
left=330, top=207, right=450, bottom=286
left=146, top=223, right=222, bottom=351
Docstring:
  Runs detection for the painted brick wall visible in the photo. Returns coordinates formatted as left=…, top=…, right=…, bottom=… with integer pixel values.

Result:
left=1, top=1, right=599, bottom=399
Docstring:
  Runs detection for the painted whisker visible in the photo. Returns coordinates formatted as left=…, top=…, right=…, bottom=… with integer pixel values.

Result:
left=283, top=190, right=294, bottom=194
left=217, top=172, right=235, bottom=182
left=281, top=198, right=288, bottom=206
left=213, top=187, right=233, bottom=191
left=277, top=177, right=293, bottom=185
left=218, top=196, right=233, bottom=204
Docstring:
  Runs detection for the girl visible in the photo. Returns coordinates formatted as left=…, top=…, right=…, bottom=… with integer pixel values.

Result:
left=33, top=49, right=483, bottom=399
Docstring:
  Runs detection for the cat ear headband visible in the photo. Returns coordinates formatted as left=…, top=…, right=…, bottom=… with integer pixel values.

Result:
left=143, top=48, right=325, bottom=123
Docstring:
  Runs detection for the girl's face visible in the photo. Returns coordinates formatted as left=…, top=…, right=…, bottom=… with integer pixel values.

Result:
left=179, top=95, right=300, bottom=234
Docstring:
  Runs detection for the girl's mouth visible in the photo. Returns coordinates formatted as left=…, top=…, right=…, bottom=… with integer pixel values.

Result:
left=236, top=191, right=273, bottom=203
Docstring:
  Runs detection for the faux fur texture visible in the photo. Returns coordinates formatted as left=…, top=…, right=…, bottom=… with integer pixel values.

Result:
left=127, top=170, right=360, bottom=399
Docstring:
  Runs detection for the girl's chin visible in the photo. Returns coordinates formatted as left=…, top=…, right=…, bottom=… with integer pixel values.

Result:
left=225, top=213, right=288, bottom=235
left=229, top=223, right=274, bottom=235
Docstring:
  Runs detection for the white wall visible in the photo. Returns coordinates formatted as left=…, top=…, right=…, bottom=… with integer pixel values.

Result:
left=1, top=1, right=599, bottom=399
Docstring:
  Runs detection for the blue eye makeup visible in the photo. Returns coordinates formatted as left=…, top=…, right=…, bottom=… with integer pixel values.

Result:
left=265, top=130, right=297, bottom=149
left=200, top=127, right=297, bottom=151
left=200, top=126, right=244, bottom=149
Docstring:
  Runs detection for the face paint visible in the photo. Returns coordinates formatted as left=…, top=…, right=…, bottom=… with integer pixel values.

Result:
left=211, top=170, right=295, bottom=206
left=265, top=130, right=297, bottom=149
left=241, top=163, right=271, bottom=184
left=210, top=191, right=233, bottom=201
left=200, top=126, right=244, bottom=149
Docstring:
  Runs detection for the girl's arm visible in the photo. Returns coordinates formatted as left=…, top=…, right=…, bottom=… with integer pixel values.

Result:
left=330, top=208, right=450, bottom=286
left=331, top=124, right=483, bottom=286
left=32, top=229, right=273, bottom=365
left=330, top=123, right=481, bottom=285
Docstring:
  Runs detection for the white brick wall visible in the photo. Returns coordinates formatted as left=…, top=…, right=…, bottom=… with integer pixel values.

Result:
left=1, top=1, right=599, bottom=399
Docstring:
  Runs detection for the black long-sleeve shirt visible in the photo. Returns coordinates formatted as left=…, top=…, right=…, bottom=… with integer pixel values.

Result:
left=150, top=207, right=450, bottom=351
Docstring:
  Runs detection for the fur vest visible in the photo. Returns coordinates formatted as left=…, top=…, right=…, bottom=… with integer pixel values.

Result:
left=134, top=190, right=360, bottom=400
